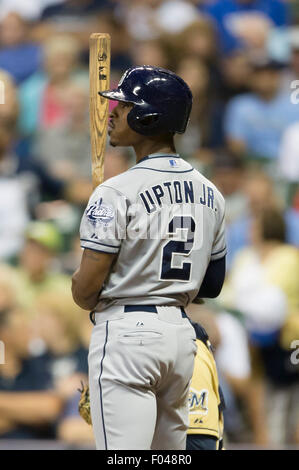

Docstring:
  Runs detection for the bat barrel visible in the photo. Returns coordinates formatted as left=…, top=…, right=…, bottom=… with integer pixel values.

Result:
left=89, top=33, right=111, bottom=189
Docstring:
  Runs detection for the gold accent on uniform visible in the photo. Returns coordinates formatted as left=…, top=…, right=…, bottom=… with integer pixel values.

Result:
left=188, top=339, right=224, bottom=445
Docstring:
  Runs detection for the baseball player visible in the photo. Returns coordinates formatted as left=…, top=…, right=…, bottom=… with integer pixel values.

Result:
left=72, top=66, right=226, bottom=450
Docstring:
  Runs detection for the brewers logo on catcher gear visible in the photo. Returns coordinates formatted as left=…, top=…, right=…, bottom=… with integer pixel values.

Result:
left=187, top=323, right=225, bottom=450
left=73, top=65, right=226, bottom=450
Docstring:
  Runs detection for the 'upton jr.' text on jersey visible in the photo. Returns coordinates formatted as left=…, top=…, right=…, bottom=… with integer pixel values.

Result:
left=80, top=153, right=226, bottom=310
left=139, top=179, right=215, bottom=213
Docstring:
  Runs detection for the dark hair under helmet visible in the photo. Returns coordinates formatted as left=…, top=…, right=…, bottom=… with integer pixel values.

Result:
left=99, top=65, right=193, bottom=136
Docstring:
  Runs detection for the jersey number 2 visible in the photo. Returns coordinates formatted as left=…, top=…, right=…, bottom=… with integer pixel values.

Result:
left=160, top=215, right=195, bottom=282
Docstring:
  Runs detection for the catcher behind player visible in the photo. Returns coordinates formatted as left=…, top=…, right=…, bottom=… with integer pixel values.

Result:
left=72, top=66, right=226, bottom=450
left=187, top=322, right=225, bottom=450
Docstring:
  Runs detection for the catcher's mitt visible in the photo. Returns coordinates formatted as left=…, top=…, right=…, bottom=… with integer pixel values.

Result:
left=78, top=381, right=92, bottom=425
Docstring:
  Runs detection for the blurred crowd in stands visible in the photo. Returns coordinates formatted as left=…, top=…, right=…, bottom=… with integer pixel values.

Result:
left=0, top=0, right=298, bottom=448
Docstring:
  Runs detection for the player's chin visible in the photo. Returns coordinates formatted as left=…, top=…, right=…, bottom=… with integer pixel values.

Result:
left=109, top=136, right=119, bottom=147
left=108, top=130, right=118, bottom=147
left=109, top=132, right=129, bottom=148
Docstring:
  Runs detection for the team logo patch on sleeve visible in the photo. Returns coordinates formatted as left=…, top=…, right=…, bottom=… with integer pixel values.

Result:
left=86, top=198, right=115, bottom=227
left=188, top=388, right=209, bottom=415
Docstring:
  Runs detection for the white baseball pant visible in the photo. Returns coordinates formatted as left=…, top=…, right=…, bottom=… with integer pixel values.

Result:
left=88, top=305, right=197, bottom=450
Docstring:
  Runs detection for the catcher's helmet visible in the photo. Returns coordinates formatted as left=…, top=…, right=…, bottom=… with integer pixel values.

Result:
left=99, top=65, right=192, bottom=136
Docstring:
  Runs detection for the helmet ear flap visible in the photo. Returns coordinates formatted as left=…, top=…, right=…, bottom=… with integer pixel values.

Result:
left=127, top=107, right=163, bottom=135
left=137, top=113, right=160, bottom=127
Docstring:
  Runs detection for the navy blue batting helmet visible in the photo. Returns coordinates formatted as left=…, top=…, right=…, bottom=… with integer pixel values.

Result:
left=99, top=65, right=193, bottom=136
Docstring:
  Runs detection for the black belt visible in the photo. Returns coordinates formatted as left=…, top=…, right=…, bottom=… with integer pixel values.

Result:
left=90, top=305, right=188, bottom=325
left=124, top=305, right=188, bottom=318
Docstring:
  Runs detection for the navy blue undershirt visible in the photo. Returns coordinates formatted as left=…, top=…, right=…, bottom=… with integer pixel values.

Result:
left=196, top=256, right=226, bottom=299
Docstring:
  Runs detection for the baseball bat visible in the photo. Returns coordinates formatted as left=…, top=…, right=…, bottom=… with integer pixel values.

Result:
left=89, top=33, right=111, bottom=189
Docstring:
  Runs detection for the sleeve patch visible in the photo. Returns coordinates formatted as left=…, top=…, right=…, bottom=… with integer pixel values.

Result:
left=85, top=198, right=115, bottom=228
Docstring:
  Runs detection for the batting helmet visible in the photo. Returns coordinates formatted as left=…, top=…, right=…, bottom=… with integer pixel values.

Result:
left=99, top=66, right=192, bottom=136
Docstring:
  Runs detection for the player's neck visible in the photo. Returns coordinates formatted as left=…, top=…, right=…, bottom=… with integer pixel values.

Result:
left=133, top=137, right=176, bottom=164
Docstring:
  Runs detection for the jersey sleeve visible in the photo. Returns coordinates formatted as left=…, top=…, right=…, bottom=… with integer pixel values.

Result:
left=80, top=185, right=127, bottom=255
left=211, top=200, right=226, bottom=261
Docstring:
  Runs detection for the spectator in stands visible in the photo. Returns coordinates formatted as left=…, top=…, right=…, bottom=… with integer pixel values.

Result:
left=34, top=83, right=91, bottom=180
left=221, top=207, right=299, bottom=444
left=34, top=291, right=88, bottom=378
left=176, top=19, right=218, bottom=66
left=55, top=305, right=94, bottom=446
left=0, top=69, right=87, bottom=219
left=34, top=292, right=93, bottom=445
left=121, top=0, right=200, bottom=42
left=164, top=18, right=219, bottom=87
left=279, top=121, right=299, bottom=184
left=280, top=28, right=299, bottom=91
left=225, top=56, right=299, bottom=163
left=203, top=0, right=289, bottom=54
left=57, top=389, right=95, bottom=446
left=0, top=69, right=18, bottom=121
left=40, top=0, right=112, bottom=22
left=60, top=235, right=83, bottom=277
left=33, top=146, right=130, bottom=213
left=211, top=153, right=247, bottom=226
left=175, top=57, right=224, bottom=161
left=0, top=306, right=63, bottom=439
left=19, top=34, right=85, bottom=138
left=0, top=278, right=16, bottom=311
left=218, top=49, right=251, bottom=103
left=174, top=17, right=222, bottom=99
left=0, top=1, right=60, bottom=21
left=131, top=39, right=170, bottom=70
left=0, top=12, right=41, bottom=84
left=3, top=221, right=71, bottom=309
left=153, top=0, right=201, bottom=35
left=95, top=11, right=133, bottom=73
left=225, top=170, right=299, bottom=268
left=278, top=119, right=299, bottom=212
left=0, top=71, right=29, bottom=261
left=119, top=0, right=159, bottom=42
left=0, top=66, right=67, bottom=214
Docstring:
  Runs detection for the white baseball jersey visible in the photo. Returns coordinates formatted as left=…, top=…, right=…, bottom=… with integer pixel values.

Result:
left=80, top=153, right=226, bottom=311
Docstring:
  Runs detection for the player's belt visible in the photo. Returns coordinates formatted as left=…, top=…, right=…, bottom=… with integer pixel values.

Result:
left=89, top=305, right=189, bottom=325
left=124, top=305, right=188, bottom=318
